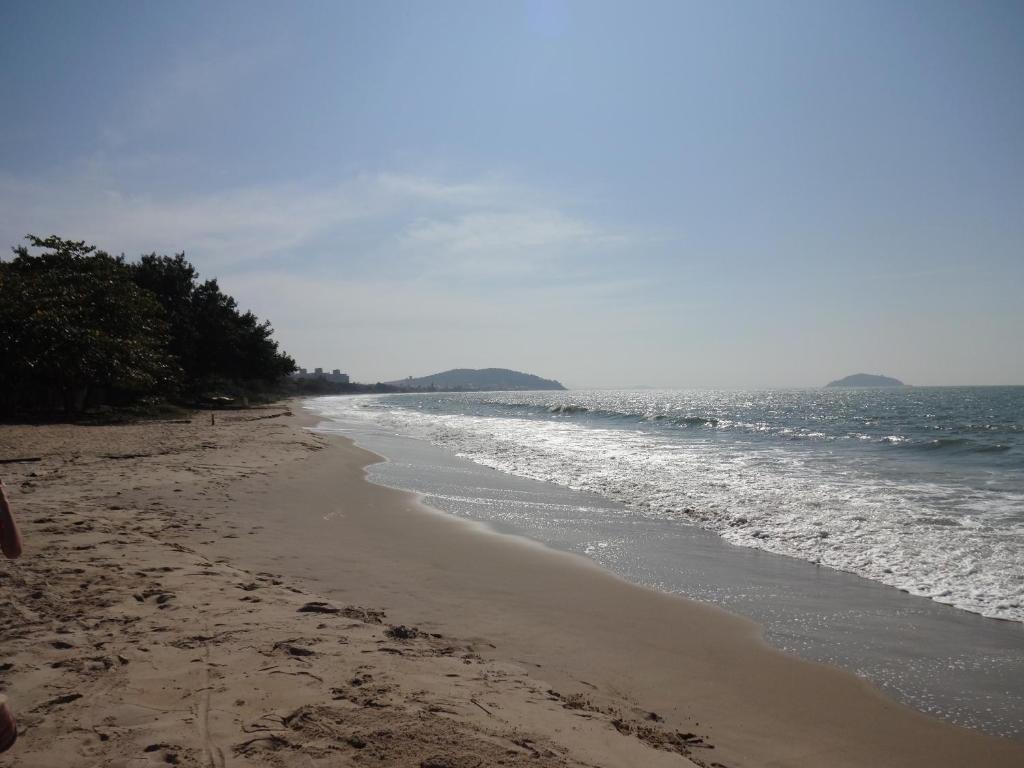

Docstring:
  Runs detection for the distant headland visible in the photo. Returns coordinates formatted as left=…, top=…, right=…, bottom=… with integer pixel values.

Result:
left=389, top=368, right=566, bottom=392
left=825, top=373, right=905, bottom=388
left=286, top=367, right=565, bottom=396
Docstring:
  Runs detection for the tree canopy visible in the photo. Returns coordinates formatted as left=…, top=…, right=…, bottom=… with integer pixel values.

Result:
left=1, top=236, right=295, bottom=414
left=129, top=252, right=296, bottom=391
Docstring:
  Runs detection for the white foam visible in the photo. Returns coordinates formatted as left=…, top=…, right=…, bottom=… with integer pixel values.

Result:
left=312, top=395, right=1024, bottom=623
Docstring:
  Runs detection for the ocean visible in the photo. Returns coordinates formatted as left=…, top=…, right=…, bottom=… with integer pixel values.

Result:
left=309, top=386, right=1024, bottom=737
left=317, top=386, right=1023, bottom=622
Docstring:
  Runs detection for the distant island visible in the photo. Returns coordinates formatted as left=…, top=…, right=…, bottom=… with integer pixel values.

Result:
left=389, top=368, right=566, bottom=392
left=826, top=373, right=905, bottom=388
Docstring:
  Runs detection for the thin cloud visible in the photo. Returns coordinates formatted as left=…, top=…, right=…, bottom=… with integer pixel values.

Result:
left=400, top=209, right=613, bottom=274
left=0, top=170, right=628, bottom=277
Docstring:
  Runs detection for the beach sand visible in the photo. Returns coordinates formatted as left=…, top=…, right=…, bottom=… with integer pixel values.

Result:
left=1, top=405, right=1021, bottom=767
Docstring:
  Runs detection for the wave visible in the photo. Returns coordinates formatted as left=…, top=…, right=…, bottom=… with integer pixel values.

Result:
left=647, top=414, right=719, bottom=427
left=974, top=444, right=1012, bottom=454
left=312, top=392, right=1024, bottom=624
left=546, top=404, right=590, bottom=414
left=947, top=423, right=1024, bottom=435
left=485, top=398, right=722, bottom=427
left=483, top=405, right=1014, bottom=450
left=873, top=434, right=1016, bottom=456
left=400, top=390, right=1023, bottom=456
left=898, top=436, right=1016, bottom=455
left=917, top=437, right=969, bottom=450
left=544, top=403, right=719, bottom=425
left=675, top=416, right=720, bottom=427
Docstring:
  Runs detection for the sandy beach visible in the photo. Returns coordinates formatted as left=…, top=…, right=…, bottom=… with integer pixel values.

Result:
left=1, top=405, right=1022, bottom=768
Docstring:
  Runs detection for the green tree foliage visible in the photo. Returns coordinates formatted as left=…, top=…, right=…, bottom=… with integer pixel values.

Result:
left=0, top=236, right=175, bottom=413
left=129, top=253, right=295, bottom=395
left=1, top=236, right=296, bottom=415
left=129, top=253, right=200, bottom=375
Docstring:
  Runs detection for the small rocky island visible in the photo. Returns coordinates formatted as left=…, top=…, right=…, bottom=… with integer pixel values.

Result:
left=826, top=373, right=905, bottom=388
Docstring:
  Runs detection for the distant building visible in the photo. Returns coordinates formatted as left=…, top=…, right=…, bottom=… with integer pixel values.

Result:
left=291, top=367, right=350, bottom=384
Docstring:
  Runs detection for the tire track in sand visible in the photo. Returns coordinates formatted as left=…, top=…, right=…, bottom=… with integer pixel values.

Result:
left=197, top=640, right=226, bottom=768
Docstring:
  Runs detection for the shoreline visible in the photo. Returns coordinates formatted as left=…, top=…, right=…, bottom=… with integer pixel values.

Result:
left=219, top=408, right=1022, bottom=765
left=330, top=405, right=1024, bottom=740
left=313, top=387, right=1024, bottom=627
left=1, top=407, right=1021, bottom=766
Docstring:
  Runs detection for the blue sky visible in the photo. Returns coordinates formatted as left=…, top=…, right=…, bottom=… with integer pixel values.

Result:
left=2, top=0, right=1021, bottom=386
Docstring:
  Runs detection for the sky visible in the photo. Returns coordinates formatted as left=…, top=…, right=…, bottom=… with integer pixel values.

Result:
left=1, top=0, right=1022, bottom=387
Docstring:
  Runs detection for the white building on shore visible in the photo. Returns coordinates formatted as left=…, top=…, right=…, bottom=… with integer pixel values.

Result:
left=292, top=367, right=350, bottom=384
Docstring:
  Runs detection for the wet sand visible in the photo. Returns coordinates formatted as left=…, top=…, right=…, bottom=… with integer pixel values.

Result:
left=1, top=406, right=1022, bottom=767
left=346, top=422, right=1024, bottom=740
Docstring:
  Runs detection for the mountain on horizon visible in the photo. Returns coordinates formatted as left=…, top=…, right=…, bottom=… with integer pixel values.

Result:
left=826, top=373, right=906, bottom=388
left=389, top=368, right=565, bottom=392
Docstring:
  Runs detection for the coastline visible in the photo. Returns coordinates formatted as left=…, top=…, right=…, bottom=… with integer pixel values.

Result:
left=334, top=406, right=1024, bottom=741
left=1, top=407, right=1021, bottom=767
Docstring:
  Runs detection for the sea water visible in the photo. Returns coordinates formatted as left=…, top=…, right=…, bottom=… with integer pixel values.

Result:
left=309, top=387, right=1024, bottom=737
left=317, top=387, right=1024, bottom=623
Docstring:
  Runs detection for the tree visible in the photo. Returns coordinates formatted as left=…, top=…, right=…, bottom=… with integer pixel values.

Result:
left=129, top=253, right=202, bottom=385
left=130, top=255, right=295, bottom=394
left=1, top=235, right=297, bottom=414
left=0, top=236, right=176, bottom=413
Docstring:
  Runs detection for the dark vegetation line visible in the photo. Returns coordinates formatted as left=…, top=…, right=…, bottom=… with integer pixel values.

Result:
left=0, top=235, right=300, bottom=416
left=0, top=235, right=562, bottom=418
